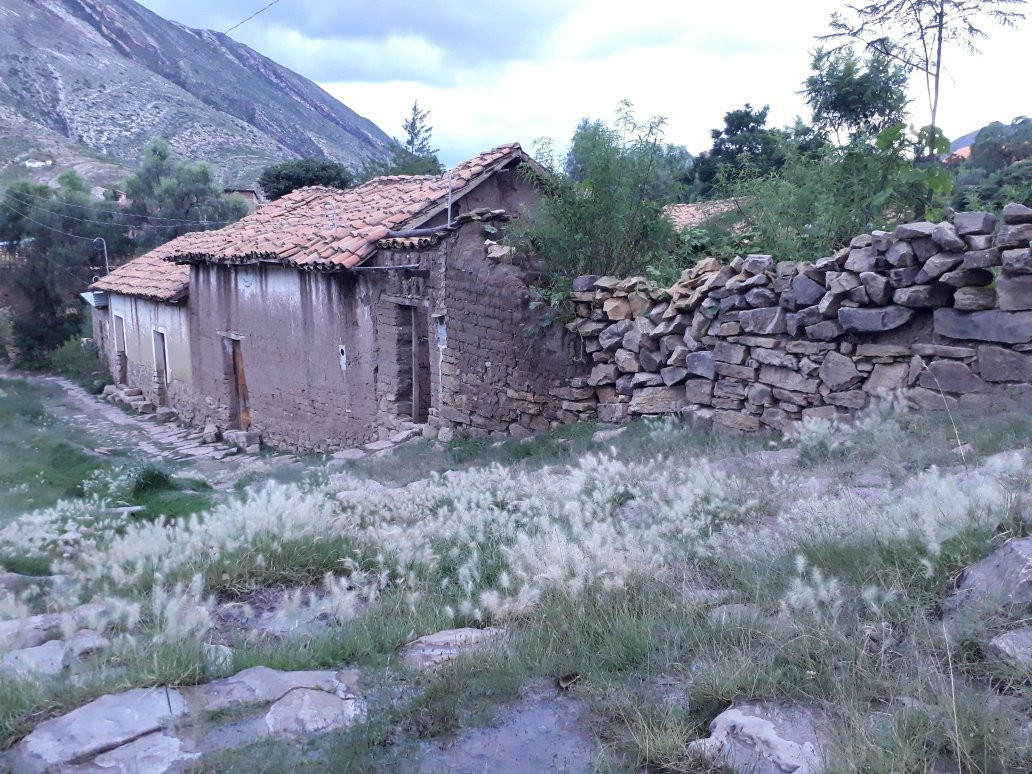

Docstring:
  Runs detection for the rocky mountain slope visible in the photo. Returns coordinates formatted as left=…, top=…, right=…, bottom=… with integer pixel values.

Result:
left=0, top=0, right=392, bottom=188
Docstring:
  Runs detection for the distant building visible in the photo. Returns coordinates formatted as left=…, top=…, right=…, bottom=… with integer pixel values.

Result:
left=90, top=144, right=582, bottom=450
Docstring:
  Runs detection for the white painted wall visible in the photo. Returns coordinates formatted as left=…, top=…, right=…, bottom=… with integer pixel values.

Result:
left=108, top=294, right=192, bottom=383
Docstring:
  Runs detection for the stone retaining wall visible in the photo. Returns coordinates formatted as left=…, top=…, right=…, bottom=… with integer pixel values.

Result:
left=561, top=204, right=1032, bottom=430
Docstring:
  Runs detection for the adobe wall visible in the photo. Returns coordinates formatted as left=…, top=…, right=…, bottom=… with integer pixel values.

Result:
left=93, top=295, right=204, bottom=414
left=560, top=204, right=1032, bottom=431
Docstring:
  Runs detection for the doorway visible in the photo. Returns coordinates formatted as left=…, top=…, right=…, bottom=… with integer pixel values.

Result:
left=152, top=330, right=168, bottom=406
left=113, top=314, right=127, bottom=384
left=395, top=304, right=430, bottom=423
left=224, top=337, right=251, bottom=430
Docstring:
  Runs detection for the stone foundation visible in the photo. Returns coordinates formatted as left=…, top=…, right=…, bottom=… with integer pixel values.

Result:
left=561, top=204, right=1032, bottom=430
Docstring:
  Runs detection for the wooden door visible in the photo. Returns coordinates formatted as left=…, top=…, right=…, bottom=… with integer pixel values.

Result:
left=231, top=339, right=251, bottom=430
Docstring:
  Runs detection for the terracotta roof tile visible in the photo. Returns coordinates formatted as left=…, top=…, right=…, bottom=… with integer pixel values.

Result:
left=89, top=232, right=209, bottom=302
left=665, top=199, right=738, bottom=231
left=167, top=143, right=526, bottom=271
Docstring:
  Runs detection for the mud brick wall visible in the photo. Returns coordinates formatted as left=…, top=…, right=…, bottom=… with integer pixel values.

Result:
left=562, top=203, right=1032, bottom=431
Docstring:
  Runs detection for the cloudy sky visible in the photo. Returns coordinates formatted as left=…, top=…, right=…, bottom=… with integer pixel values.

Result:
left=138, top=0, right=1029, bottom=165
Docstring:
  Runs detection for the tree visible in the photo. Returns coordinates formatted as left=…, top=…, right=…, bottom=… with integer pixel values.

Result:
left=401, top=101, right=439, bottom=160
left=510, top=102, right=680, bottom=284
left=804, top=46, right=910, bottom=142
left=124, top=139, right=248, bottom=248
left=359, top=101, right=444, bottom=180
left=0, top=175, right=129, bottom=363
left=823, top=1, right=1026, bottom=157
left=686, top=105, right=821, bottom=199
left=258, top=158, right=354, bottom=200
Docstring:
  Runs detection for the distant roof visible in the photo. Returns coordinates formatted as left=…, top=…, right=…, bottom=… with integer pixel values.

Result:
left=168, top=143, right=530, bottom=271
left=89, top=233, right=201, bottom=303
left=664, top=199, right=738, bottom=231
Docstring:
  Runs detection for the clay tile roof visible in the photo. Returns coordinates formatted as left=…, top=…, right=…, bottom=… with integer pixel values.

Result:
left=665, top=199, right=738, bottom=231
left=89, top=231, right=210, bottom=303
left=166, top=143, right=527, bottom=271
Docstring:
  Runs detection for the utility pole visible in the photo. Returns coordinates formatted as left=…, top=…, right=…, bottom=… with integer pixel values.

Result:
left=93, top=237, right=109, bottom=275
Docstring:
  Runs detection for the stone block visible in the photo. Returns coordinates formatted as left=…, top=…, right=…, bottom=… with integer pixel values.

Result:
left=938, top=268, right=993, bottom=288
left=818, top=351, right=862, bottom=391
left=1003, top=203, right=1032, bottom=225
left=1002, top=248, right=1032, bottom=274
left=844, top=246, right=879, bottom=272
left=638, top=348, right=666, bottom=372
left=931, top=222, right=966, bottom=251
left=838, top=306, right=914, bottom=333
left=892, top=283, right=953, bottom=309
left=995, top=223, right=1032, bottom=249
left=978, top=345, right=1032, bottom=382
left=598, top=320, right=634, bottom=350
left=911, top=344, right=975, bottom=359
left=825, top=390, right=868, bottom=409
left=885, top=241, right=915, bottom=267
left=954, top=211, right=997, bottom=236
left=587, top=364, right=619, bottom=386
left=888, top=266, right=921, bottom=288
left=790, top=274, right=826, bottom=306
left=712, top=342, right=748, bottom=364
left=856, top=344, right=911, bottom=357
left=758, top=365, right=818, bottom=394
left=859, top=272, right=892, bottom=305
left=684, top=378, right=714, bottom=404
left=714, top=361, right=757, bottom=380
left=571, top=275, right=600, bottom=292
left=915, top=252, right=963, bottom=282
left=934, top=308, right=1032, bottom=343
left=685, top=355, right=718, bottom=381
left=918, top=360, right=986, bottom=393
left=738, top=306, right=788, bottom=335
left=805, top=320, right=843, bottom=342
left=629, top=386, right=688, bottom=414
left=894, top=221, right=936, bottom=239
left=660, top=366, right=690, bottom=386
left=863, top=362, right=908, bottom=394
left=742, top=254, right=773, bottom=275
left=614, top=349, right=640, bottom=373
left=997, top=275, right=1032, bottom=311
left=953, top=286, right=997, bottom=311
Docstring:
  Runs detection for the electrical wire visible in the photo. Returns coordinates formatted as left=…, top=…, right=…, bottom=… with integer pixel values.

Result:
left=5, top=192, right=227, bottom=233
left=224, top=0, right=285, bottom=35
left=0, top=199, right=100, bottom=242
left=6, top=187, right=241, bottom=225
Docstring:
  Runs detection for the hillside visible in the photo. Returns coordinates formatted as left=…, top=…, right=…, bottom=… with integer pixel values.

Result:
left=0, top=0, right=392, bottom=189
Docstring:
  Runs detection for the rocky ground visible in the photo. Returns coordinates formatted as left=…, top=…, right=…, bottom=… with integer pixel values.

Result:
left=0, top=375, right=1030, bottom=772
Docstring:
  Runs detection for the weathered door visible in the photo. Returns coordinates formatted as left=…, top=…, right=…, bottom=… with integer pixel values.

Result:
left=113, top=315, right=127, bottom=384
left=411, top=307, right=431, bottom=423
left=152, top=330, right=168, bottom=406
left=229, top=338, right=251, bottom=430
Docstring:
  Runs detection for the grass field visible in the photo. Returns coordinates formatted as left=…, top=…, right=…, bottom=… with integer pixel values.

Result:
left=0, top=391, right=1030, bottom=771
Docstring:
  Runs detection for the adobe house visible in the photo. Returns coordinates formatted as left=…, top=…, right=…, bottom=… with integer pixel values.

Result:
left=91, top=144, right=584, bottom=450
left=88, top=232, right=210, bottom=419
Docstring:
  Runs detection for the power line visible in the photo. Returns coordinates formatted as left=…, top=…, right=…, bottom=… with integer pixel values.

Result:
left=7, top=187, right=240, bottom=226
left=5, top=193, right=231, bottom=234
left=0, top=199, right=99, bottom=243
left=224, top=0, right=285, bottom=35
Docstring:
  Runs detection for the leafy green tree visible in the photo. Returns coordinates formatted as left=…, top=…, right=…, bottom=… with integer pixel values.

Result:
left=258, top=158, right=354, bottom=200
left=963, top=158, right=1032, bottom=208
left=0, top=174, right=129, bottom=364
left=804, top=46, right=910, bottom=142
left=724, top=124, right=953, bottom=261
left=824, top=0, right=1026, bottom=158
left=359, top=101, right=444, bottom=180
left=125, top=139, right=248, bottom=248
left=968, top=116, right=1032, bottom=172
left=687, top=105, right=822, bottom=199
left=510, top=102, right=680, bottom=284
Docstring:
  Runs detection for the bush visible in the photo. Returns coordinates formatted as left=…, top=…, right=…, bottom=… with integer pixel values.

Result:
left=509, top=102, right=681, bottom=287
left=49, top=336, right=106, bottom=393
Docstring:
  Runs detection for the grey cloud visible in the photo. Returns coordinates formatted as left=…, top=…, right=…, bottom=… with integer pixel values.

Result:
left=139, top=0, right=569, bottom=81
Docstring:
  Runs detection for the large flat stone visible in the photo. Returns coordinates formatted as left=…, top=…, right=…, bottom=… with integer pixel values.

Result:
left=263, top=688, right=365, bottom=737
left=12, top=688, right=188, bottom=771
left=917, top=360, right=986, bottom=393
left=629, top=386, right=689, bottom=414
left=838, top=306, right=914, bottom=333
left=818, top=351, right=861, bottom=391
left=934, top=309, right=1032, bottom=344
left=978, top=346, right=1032, bottom=382
left=182, top=666, right=359, bottom=713
left=997, top=274, right=1032, bottom=311
left=402, top=628, right=503, bottom=669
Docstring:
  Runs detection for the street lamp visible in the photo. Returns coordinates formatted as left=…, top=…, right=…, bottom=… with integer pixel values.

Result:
left=93, top=237, right=109, bottom=275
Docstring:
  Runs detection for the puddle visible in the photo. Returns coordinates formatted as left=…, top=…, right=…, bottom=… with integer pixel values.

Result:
left=410, top=686, right=598, bottom=773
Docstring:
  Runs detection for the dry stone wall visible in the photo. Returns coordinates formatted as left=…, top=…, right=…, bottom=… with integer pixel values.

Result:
left=562, top=204, right=1032, bottom=431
